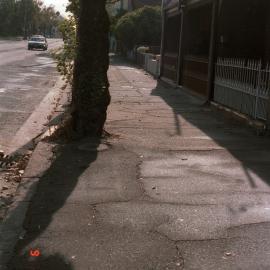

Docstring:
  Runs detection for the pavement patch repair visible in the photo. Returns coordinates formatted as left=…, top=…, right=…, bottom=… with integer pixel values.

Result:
left=1, top=56, right=270, bottom=270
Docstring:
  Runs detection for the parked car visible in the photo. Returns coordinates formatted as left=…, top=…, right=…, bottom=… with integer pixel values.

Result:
left=28, top=36, right=48, bottom=51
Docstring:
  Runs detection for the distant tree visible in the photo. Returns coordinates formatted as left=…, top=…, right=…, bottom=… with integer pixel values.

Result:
left=0, top=0, right=17, bottom=36
left=38, top=6, right=59, bottom=37
left=114, top=6, right=161, bottom=52
left=109, top=8, right=127, bottom=33
left=0, top=0, right=60, bottom=37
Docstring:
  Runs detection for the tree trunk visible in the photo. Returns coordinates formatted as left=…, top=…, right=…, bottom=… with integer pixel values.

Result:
left=72, top=0, right=111, bottom=136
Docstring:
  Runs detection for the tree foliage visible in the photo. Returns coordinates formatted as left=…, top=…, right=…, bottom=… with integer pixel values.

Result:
left=66, top=0, right=80, bottom=20
left=0, top=0, right=61, bottom=37
left=114, top=5, right=161, bottom=50
left=54, top=17, right=76, bottom=84
left=52, top=0, right=78, bottom=85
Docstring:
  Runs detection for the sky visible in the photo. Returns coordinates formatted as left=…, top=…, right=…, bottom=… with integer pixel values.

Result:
left=42, top=0, right=69, bottom=16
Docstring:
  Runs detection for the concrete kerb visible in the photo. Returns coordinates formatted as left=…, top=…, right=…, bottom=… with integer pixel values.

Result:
left=210, top=101, right=267, bottom=134
left=158, top=77, right=267, bottom=135
left=0, top=76, right=66, bottom=269
left=6, top=76, right=66, bottom=155
left=0, top=142, right=56, bottom=270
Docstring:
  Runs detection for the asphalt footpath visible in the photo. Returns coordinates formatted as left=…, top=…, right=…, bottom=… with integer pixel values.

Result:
left=4, top=56, right=270, bottom=270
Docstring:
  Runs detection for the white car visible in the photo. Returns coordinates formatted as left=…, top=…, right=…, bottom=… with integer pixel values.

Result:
left=28, top=36, right=48, bottom=51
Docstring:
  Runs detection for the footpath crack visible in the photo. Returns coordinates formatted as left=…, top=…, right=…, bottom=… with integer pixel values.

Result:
left=150, top=228, right=185, bottom=269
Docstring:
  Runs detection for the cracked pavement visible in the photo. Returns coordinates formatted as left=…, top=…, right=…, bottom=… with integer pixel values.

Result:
left=5, top=56, right=270, bottom=269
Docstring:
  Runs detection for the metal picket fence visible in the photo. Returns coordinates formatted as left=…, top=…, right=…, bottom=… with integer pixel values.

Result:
left=214, top=58, right=270, bottom=120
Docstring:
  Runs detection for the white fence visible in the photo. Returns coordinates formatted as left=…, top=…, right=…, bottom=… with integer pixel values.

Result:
left=136, top=52, right=160, bottom=78
left=214, top=58, right=270, bottom=120
left=144, top=53, right=160, bottom=77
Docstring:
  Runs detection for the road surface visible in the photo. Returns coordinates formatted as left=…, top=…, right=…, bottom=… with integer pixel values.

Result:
left=0, top=39, right=62, bottom=153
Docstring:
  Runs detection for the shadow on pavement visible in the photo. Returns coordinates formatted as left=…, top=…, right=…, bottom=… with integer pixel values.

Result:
left=6, top=137, right=100, bottom=270
left=151, top=82, right=270, bottom=187
left=110, top=54, right=270, bottom=187
left=10, top=253, right=73, bottom=270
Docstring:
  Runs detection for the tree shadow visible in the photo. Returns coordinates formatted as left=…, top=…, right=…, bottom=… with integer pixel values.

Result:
left=9, top=253, right=74, bottom=270
left=151, top=81, right=270, bottom=187
left=4, top=137, right=100, bottom=270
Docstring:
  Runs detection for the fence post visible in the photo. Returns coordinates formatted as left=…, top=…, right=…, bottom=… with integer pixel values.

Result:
left=254, top=61, right=262, bottom=119
left=207, top=0, right=219, bottom=101
left=159, top=2, right=166, bottom=79
left=267, top=93, right=270, bottom=131
left=156, top=58, right=160, bottom=77
left=176, top=3, right=186, bottom=85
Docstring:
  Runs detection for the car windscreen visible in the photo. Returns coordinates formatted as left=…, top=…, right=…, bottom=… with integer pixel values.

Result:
left=30, top=38, right=45, bottom=42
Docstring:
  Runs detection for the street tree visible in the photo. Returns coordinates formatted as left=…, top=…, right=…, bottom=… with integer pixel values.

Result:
left=70, top=0, right=111, bottom=136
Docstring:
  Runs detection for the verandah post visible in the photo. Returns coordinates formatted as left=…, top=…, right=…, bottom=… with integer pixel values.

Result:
left=176, top=0, right=186, bottom=86
left=159, top=0, right=166, bottom=78
left=207, top=0, right=220, bottom=101
left=267, top=92, right=270, bottom=132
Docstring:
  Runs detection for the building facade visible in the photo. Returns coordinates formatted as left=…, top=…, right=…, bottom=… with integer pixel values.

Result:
left=160, top=0, right=270, bottom=121
left=107, top=0, right=161, bottom=16
left=106, top=0, right=132, bottom=17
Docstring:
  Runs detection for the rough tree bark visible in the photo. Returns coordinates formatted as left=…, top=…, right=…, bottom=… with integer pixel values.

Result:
left=72, top=0, right=111, bottom=136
